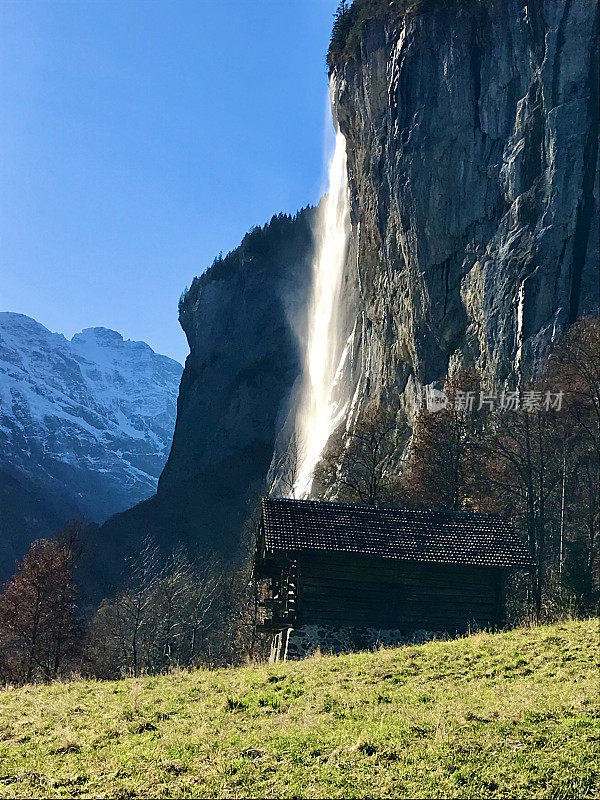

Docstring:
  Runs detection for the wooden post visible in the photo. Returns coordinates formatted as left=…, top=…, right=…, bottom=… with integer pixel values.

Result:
left=494, top=569, right=506, bottom=629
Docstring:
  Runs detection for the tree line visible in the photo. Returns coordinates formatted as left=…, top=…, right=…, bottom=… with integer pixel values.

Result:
left=0, top=521, right=262, bottom=685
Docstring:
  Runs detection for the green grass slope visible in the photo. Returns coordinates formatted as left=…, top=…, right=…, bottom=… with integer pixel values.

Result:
left=0, top=619, right=597, bottom=799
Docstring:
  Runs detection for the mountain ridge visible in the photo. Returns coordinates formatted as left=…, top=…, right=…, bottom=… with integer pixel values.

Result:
left=0, top=312, right=182, bottom=578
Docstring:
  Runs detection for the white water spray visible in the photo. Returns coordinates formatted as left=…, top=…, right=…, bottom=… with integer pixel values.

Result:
left=294, top=120, right=350, bottom=497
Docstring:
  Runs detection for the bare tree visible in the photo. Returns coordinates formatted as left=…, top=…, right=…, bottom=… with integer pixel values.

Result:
left=148, top=546, right=191, bottom=670
left=271, top=431, right=303, bottom=498
left=547, top=317, right=600, bottom=458
left=121, top=538, right=161, bottom=676
left=482, top=386, right=563, bottom=619
left=0, top=537, right=81, bottom=684
left=314, top=404, right=405, bottom=505
left=403, top=368, right=486, bottom=511
left=86, top=538, right=161, bottom=678
left=545, top=317, right=600, bottom=608
left=184, top=557, right=222, bottom=664
left=85, top=541, right=226, bottom=677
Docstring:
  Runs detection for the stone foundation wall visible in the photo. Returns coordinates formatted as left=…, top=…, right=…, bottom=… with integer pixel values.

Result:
left=270, top=625, right=445, bottom=662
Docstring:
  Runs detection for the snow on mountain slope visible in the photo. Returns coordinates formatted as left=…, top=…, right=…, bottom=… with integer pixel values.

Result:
left=0, top=313, right=183, bottom=524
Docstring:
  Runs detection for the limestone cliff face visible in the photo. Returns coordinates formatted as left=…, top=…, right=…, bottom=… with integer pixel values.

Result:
left=160, top=211, right=314, bottom=495
left=329, top=0, right=598, bottom=424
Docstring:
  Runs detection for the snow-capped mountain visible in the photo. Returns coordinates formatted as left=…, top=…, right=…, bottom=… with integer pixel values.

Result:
left=0, top=313, right=183, bottom=537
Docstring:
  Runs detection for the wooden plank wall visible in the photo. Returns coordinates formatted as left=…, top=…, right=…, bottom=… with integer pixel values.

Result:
left=297, top=553, right=501, bottom=634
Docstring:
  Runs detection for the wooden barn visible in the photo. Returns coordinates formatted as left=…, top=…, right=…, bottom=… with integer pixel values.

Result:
left=255, top=497, right=532, bottom=662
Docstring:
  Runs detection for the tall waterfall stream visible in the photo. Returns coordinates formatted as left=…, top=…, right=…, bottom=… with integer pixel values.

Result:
left=294, top=122, right=350, bottom=497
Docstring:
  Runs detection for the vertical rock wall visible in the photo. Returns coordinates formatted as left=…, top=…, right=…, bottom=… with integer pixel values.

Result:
left=329, top=0, right=598, bottom=424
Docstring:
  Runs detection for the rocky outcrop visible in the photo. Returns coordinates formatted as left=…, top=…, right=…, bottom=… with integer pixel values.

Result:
left=160, top=212, right=314, bottom=494
left=328, top=0, right=599, bottom=424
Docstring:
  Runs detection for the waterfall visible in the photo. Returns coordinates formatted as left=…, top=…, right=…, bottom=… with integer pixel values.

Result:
left=294, top=114, right=350, bottom=497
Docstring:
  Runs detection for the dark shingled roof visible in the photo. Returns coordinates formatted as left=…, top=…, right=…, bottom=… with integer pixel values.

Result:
left=261, top=497, right=532, bottom=569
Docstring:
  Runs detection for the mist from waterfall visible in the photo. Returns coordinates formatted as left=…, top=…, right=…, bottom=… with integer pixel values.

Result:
left=293, top=117, right=350, bottom=497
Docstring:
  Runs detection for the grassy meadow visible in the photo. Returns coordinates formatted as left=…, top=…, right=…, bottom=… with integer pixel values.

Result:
left=0, top=618, right=597, bottom=799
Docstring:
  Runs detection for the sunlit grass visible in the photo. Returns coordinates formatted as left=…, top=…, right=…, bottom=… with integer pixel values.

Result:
left=0, top=618, right=597, bottom=798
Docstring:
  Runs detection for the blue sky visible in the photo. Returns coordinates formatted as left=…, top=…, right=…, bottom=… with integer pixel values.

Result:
left=0, top=0, right=338, bottom=363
